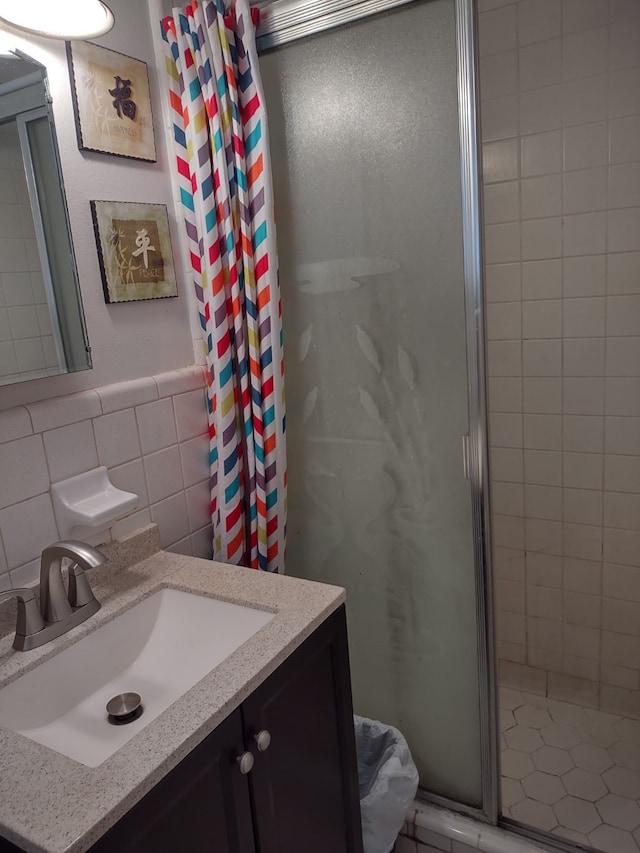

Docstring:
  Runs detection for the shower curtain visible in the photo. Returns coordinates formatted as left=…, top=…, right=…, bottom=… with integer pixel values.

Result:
left=161, top=0, right=286, bottom=573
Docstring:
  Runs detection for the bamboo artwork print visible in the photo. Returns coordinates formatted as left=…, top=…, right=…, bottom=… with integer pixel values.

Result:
left=91, top=200, right=178, bottom=303
left=67, top=41, right=156, bottom=162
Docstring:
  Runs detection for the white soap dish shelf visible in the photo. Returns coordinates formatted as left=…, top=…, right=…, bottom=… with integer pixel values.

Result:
left=51, top=467, right=139, bottom=541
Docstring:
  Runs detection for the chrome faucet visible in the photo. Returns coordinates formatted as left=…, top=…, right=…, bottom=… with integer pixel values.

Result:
left=1, top=541, right=106, bottom=652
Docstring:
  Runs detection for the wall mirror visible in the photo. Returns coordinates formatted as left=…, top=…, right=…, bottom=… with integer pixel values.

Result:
left=0, top=50, right=91, bottom=385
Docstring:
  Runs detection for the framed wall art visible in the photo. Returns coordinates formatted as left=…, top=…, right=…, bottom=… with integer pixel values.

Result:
left=91, top=201, right=178, bottom=303
left=67, top=42, right=156, bottom=162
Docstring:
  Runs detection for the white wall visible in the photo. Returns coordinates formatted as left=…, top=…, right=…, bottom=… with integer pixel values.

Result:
left=0, top=0, right=198, bottom=410
left=0, top=4, right=214, bottom=572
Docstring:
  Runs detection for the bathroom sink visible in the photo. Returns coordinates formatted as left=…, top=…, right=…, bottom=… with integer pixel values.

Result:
left=0, top=588, right=274, bottom=767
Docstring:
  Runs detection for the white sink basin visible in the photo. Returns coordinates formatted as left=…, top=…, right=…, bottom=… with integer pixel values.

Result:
left=0, top=588, right=274, bottom=767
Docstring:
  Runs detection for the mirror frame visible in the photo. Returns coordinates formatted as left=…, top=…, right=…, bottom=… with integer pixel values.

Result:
left=0, top=48, right=91, bottom=385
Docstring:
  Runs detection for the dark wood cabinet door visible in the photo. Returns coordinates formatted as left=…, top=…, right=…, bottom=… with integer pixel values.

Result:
left=0, top=608, right=362, bottom=853
left=242, top=605, right=363, bottom=853
left=90, top=709, right=255, bottom=853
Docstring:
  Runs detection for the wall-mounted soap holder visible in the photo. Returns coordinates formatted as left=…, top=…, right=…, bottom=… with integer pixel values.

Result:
left=51, top=467, right=139, bottom=541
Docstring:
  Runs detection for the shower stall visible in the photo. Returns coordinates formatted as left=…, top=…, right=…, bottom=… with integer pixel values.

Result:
left=252, top=0, right=640, bottom=851
left=260, top=0, right=493, bottom=815
left=258, top=0, right=496, bottom=824
left=481, top=1, right=640, bottom=850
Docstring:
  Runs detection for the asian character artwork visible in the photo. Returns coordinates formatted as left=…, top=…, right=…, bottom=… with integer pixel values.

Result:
left=91, top=201, right=177, bottom=303
left=67, top=42, right=156, bottom=162
left=109, top=76, right=137, bottom=121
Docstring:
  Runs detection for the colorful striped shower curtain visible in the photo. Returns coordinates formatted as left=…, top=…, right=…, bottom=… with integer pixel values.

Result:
left=161, top=0, right=286, bottom=573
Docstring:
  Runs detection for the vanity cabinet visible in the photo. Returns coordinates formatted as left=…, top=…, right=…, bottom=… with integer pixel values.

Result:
left=90, top=605, right=363, bottom=853
left=91, top=709, right=255, bottom=853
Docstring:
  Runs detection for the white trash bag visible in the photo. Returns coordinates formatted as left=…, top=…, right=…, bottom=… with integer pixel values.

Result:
left=354, top=715, right=419, bottom=853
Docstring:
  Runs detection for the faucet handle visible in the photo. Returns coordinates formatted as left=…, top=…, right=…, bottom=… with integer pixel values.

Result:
left=39, top=540, right=106, bottom=623
left=0, top=587, right=45, bottom=647
left=68, top=564, right=97, bottom=608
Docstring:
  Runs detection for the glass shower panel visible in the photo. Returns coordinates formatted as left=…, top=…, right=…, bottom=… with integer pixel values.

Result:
left=261, top=0, right=482, bottom=806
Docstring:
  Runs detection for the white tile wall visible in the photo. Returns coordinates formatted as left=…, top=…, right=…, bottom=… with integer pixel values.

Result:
left=0, top=366, right=212, bottom=587
left=480, top=0, right=640, bottom=716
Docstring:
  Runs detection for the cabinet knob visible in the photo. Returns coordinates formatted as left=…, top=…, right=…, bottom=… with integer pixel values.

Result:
left=236, top=751, right=254, bottom=775
left=254, top=730, right=271, bottom=752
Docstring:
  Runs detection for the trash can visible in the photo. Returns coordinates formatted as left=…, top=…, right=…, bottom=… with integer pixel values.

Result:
left=354, top=715, right=419, bottom=853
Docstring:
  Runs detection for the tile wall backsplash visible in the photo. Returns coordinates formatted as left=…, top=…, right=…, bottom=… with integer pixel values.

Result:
left=479, top=0, right=640, bottom=716
left=0, top=365, right=211, bottom=590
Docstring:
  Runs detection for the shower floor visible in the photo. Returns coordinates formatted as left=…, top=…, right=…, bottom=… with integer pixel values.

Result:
left=500, top=687, right=640, bottom=852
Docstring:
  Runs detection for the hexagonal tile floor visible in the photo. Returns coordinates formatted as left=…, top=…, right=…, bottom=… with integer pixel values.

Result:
left=500, top=687, right=640, bottom=852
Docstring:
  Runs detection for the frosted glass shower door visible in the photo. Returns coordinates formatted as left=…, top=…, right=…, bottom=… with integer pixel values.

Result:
left=261, top=0, right=483, bottom=807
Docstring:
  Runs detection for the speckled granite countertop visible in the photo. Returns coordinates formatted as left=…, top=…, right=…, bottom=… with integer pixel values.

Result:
left=0, top=526, right=345, bottom=853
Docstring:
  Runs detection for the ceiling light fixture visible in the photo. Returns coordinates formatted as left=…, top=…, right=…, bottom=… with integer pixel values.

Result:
left=0, top=0, right=114, bottom=40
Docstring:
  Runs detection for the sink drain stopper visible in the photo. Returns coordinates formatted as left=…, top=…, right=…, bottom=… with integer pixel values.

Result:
left=106, top=692, right=143, bottom=725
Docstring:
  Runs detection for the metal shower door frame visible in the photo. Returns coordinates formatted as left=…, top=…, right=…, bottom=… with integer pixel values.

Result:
left=257, top=0, right=499, bottom=824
